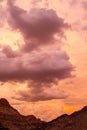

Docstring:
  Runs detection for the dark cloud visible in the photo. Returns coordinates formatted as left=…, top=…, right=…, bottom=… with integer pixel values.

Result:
left=0, top=50, right=73, bottom=83
left=13, top=88, right=68, bottom=102
left=0, top=0, right=73, bottom=101
left=1, top=45, right=19, bottom=58
left=0, top=48, right=73, bottom=102
left=7, top=0, right=69, bottom=51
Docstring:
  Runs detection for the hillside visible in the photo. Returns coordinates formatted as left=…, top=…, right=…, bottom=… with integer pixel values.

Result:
left=45, top=106, right=87, bottom=130
left=0, top=98, right=45, bottom=130
left=0, top=98, right=87, bottom=130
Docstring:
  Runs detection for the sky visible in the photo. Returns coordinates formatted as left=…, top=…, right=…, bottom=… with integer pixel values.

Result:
left=0, top=0, right=87, bottom=121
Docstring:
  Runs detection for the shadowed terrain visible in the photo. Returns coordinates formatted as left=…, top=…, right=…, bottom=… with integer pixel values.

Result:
left=45, top=106, right=87, bottom=130
left=0, top=98, right=87, bottom=130
left=0, top=98, right=45, bottom=130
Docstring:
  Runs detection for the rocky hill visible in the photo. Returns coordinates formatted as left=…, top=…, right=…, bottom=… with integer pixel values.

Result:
left=0, top=98, right=45, bottom=130
left=45, top=106, right=87, bottom=130
left=0, top=98, right=87, bottom=130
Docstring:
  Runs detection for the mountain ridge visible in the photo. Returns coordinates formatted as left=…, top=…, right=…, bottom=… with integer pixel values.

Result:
left=0, top=98, right=45, bottom=130
left=0, top=98, right=87, bottom=130
left=45, top=105, right=87, bottom=130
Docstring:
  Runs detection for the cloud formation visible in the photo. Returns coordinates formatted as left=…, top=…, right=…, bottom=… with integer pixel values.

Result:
left=0, top=0, right=73, bottom=101
left=1, top=45, right=19, bottom=58
left=0, top=49, right=73, bottom=83
left=0, top=47, right=73, bottom=101
left=14, top=88, right=68, bottom=102
left=8, top=0, right=69, bottom=51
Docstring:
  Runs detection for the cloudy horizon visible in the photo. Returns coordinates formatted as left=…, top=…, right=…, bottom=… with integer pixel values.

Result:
left=0, top=0, right=87, bottom=121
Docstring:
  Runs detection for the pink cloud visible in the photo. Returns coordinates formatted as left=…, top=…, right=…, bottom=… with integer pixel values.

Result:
left=0, top=0, right=73, bottom=101
left=8, top=0, right=69, bottom=51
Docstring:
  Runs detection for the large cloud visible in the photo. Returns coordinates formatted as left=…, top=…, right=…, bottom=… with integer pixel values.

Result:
left=0, top=0, right=73, bottom=101
left=0, top=49, right=73, bottom=83
left=7, top=0, right=69, bottom=51
left=0, top=47, right=73, bottom=102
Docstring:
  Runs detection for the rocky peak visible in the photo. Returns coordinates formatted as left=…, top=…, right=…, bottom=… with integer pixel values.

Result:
left=0, top=98, right=10, bottom=107
left=0, top=99, right=45, bottom=130
left=81, top=106, right=87, bottom=112
left=0, top=98, right=20, bottom=116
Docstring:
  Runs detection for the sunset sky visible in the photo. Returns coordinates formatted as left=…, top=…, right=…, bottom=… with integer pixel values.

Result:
left=0, top=0, right=87, bottom=121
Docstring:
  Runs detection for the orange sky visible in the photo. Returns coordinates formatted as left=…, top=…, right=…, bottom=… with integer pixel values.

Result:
left=0, top=0, right=87, bottom=121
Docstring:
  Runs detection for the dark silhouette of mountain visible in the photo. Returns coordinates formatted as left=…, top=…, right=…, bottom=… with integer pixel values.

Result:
left=45, top=106, right=87, bottom=130
left=0, top=98, right=87, bottom=130
left=0, top=98, right=45, bottom=130
left=0, top=122, right=9, bottom=130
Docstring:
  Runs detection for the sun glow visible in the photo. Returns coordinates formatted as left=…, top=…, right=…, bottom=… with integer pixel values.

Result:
left=64, top=106, right=78, bottom=114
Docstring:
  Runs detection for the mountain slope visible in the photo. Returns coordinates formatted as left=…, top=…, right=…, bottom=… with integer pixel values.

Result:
left=0, top=98, right=45, bottom=130
left=45, top=106, right=87, bottom=130
left=0, top=98, right=87, bottom=130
